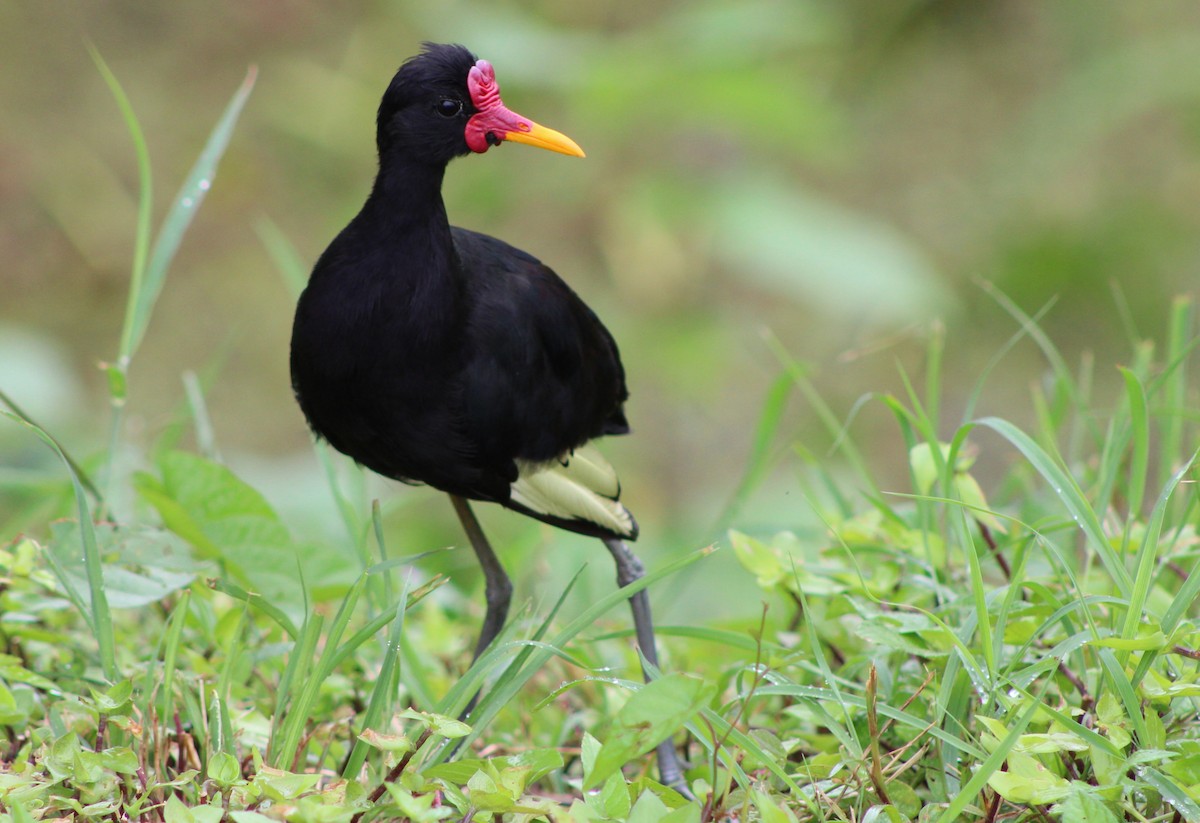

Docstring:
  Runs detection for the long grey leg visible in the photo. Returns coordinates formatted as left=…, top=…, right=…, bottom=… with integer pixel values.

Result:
left=602, top=538, right=690, bottom=796
left=450, top=496, right=513, bottom=714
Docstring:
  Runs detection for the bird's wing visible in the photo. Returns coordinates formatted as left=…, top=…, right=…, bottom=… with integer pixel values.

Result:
left=509, top=445, right=637, bottom=539
left=451, top=227, right=635, bottom=539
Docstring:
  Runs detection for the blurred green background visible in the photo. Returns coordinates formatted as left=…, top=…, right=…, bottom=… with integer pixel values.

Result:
left=3, top=1, right=1200, bottom=625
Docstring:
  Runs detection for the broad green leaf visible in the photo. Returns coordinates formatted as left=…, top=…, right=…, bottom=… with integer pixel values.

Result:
left=46, top=521, right=198, bottom=609
left=752, top=790, right=799, bottom=823
left=229, top=813, right=278, bottom=823
left=585, top=674, right=714, bottom=789
left=384, top=782, right=455, bottom=821
left=861, top=805, right=910, bottom=823
left=987, top=752, right=1071, bottom=804
left=136, top=450, right=356, bottom=606
left=465, top=765, right=519, bottom=813
left=628, top=789, right=673, bottom=823
left=207, top=751, right=242, bottom=786
left=253, top=768, right=322, bottom=802
left=729, top=529, right=785, bottom=588
left=92, top=679, right=134, bottom=713
left=94, top=747, right=138, bottom=775
left=909, top=442, right=939, bottom=495
left=1095, top=693, right=1132, bottom=750
left=163, top=795, right=193, bottom=823
left=398, top=708, right=471, bottom=739
left=1053, top=786, right=1120, bottom=823
left=357, top=729, right=412, bottom=754
left=589, top=771, right=631, bottom=820
left=953, top=472, right=1006, bottom=534
left=425, top=749, right=564, bottom=786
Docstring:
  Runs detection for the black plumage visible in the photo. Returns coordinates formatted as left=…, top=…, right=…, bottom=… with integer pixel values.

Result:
left=289, top=43, right=685, bottom=791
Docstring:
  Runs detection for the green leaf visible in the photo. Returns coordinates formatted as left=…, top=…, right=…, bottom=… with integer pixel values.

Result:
left=953, top=472, right=1005, bottom=534
left=397, top=707, right=473, bottom=738
left=909, top=442, right=939, bottom=495
left=229, top=813, right=279, bottom=823
left=46, top=521, right=199, bottom=609
left=189, top=807, right=227, bottom=823
left=752, top=789, right=800, bottom=823
left=136, top=450, right=356, bottom=606
left=1053, top=785, right=1120, bottom=823
left=207, top=751, right=242, bottom=787
left=95, top=746, right=139, bottom=775
left=384, top=782, right=455, bottom=821
left=253, top=768, right=322, bottom=801
left=425, top=749, right=564, bottom=786
left=986, top=752, right=1071, bottom=804
left=594, top=772, right=632, bottom=820
left=465, top=765, right=519, bottom=813
left=92, top=680, right=134, bottom=713
left=356, top=729, right=412, bottom=754
left=861, top=805, right=910, bottom=823
left=729, top=529, right=785, bottom=588
left=163, top=795, right=193, bottom=823
left=627, top=789, right=673, bottom=823
left=585, top=674, right=714, bottom=789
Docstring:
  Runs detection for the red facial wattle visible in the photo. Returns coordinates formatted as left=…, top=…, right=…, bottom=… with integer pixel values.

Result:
left=464, top=60, right=585, bottom=158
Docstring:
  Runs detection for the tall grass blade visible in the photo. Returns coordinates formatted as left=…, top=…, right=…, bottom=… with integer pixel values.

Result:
left=87, top=45, right=153, bottom=374
left=256, top=216, right=311, bottom=299
left=127, top=67, right=258, bottom=358
left=713, top=372, right=791, bottom=532
left=1158, top=297, right=1192, bottom=501
left=342, top=582, right=410, bottom=779
left=1126, top=454, right=1197, bottom=685
left=268, top=613, right=324, bottom=767
left=1118, top=367, right=1149, bottom=518
left=978, top=416, right=1131, bottom=597
left=160, top=590, right=192, bottom=747
left=0, top=411, right=117, bottom=681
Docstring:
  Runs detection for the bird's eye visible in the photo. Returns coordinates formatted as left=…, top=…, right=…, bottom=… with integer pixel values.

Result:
left=436, top=98, right=463, bottom=117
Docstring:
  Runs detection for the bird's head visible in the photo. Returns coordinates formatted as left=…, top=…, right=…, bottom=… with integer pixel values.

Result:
left=376, top=43, right=585, bottom=165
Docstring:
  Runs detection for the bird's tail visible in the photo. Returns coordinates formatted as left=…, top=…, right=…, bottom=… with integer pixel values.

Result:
left=506, top=444, right=638, bottom=540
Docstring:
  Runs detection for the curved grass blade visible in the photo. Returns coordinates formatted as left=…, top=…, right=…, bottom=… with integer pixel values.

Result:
left=127, top=66, right=258, bottom=358
left=1118, top=366, right=1149, bottom=518
left=342, top=582, right=411, bottom=779
left=0, top=411, right=117, bottom=681
left=712, top=372, right=791, bottom=533
left=256, top=216, right=310, bottom=300
left=977, top=416, right=1131, bottom=598
left=209, top=578, right=300, bottom=639
left=0, top=388, right=101, bottom=502
left=87, top=44, right=152, bottom=372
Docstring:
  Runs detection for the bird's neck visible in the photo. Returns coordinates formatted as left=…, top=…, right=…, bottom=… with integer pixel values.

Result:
left=354, top=158, right=467, bottom=337
left=367, top=160, right=451, bottom=230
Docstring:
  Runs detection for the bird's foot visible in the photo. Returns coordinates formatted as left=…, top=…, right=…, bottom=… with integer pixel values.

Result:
left=655, top=739, right=694, bottom=801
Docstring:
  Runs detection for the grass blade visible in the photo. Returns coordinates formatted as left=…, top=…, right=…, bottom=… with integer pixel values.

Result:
left=127, top=67, right=258, bottom=358
left=0, top=410, right=117, bottom=681
left=87, top=45, right=153, bottom=372
left=256, top=215, right=311, bottom=299
left=978, top=416, right=1132, bottom=598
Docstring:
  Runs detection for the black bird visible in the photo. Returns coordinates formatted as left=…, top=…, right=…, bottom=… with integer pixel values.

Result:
left=290, top=43, right=686, bottom=791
